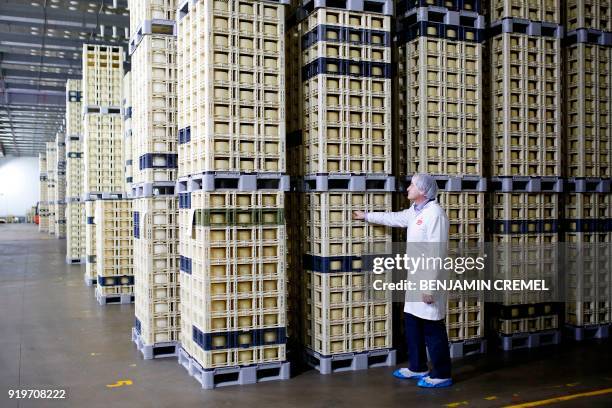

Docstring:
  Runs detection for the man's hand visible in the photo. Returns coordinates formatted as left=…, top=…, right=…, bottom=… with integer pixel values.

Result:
left=422, top=294, right=434, bottom=304
left=352, top=211, right=366, bottom=220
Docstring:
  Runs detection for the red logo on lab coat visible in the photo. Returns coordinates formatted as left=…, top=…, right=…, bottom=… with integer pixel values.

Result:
left=416, top=218, right=423, bottom=225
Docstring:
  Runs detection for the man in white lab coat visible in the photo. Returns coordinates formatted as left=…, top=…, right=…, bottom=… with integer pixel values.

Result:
left=353, top=173, right=453, bottom=388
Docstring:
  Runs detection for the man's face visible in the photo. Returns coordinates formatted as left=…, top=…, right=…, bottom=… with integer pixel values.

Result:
left=406, top=181, right=423, bottom=201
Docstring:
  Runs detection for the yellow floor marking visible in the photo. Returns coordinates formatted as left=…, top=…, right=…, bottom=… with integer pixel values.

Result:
left=503, top=387, right=612, bottom=408
left=565, top=383, right=579, bottom=387
left=484, top=396, right=498, bottom=401
left=106, top=380, right=133, bottom=388
left=445, top=401, right=468, bottom=407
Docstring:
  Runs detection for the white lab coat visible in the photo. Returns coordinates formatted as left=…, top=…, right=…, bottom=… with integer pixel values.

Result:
left=365, top=200, right=450, bottom=321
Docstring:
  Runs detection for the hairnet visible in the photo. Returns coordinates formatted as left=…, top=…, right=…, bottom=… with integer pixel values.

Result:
left=412, top=173, right=438, bottom=200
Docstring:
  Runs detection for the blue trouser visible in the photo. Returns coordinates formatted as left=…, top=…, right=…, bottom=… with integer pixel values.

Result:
left=404, top=312, right=452, bottom=379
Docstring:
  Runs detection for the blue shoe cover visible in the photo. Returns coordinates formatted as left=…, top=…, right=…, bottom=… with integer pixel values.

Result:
left=392, top=368, right=429, bottom=380
left=417, top=376, right=453, bottom=388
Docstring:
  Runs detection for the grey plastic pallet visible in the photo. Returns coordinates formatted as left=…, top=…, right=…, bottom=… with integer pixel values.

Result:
left=82, top=105, right=122, bottom=115
left=95, top=289, right=134, bottom=306
left=303, top=0, right=392, bottom=15
left=131, top=327, right=179, bottom=359
left=83, top=273, right=96, bottom=287
left=177, top=172, right=290, bottom=193
left=129, top=19, right=176, bottom=55
left=402, top=6, right=485, bottom=28
left=566, top=28, right=612, bottom=46
left=499, top=330, right=561, bottom=351
left=403, top=175, right=487, bottom=192
left=66, top=257, right=85, bottom=265
left=302, top=174, right=395, bottom=192
left=565, top=324, right=610, bottom=341
left=178, top=347, right=290, bottom=389
left=490, top=18, right=563, bottom=38
left=82, top=191, right=129, bottom=201
left=490, top=177, right=563, bottom=193
left=131, top=181, right=176, bottom=198
left=305, top=348, right=396, bottom=375
left=449, top=338, right=487, bottom=359
left=566, top=178, right=611, bottom=193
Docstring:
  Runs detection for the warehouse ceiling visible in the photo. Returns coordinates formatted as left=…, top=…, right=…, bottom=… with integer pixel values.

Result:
left=0, top=0, right=129, bottom=157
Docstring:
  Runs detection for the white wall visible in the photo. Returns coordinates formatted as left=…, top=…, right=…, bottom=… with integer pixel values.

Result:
left=0, top=157, right=40, bottom=217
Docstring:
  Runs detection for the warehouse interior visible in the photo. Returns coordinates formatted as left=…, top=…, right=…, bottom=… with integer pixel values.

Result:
left=1, top=0, right=612, bottom=407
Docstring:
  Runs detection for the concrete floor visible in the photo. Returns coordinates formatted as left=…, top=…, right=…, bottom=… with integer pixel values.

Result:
left=1, top=223, right=612, bottom=408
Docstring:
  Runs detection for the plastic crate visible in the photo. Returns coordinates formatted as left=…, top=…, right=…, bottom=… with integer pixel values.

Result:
left=85, top=200, right=97, bottom=283
left=566, top=0, right=612, bottom=32
left=492, top=192, right=559, bottom=223
left=133, top=195, right=181, bottom=349
left=66, top=79, right=83, bottom=137
left=38, top=215, right=49, bottom=233
left=177, top=0, right=286, bottom=177
left=131, top=35, right=178, bottom=185
left=289, top=11, right=419, bottom=176
left=123, top=70, right=132, bottom=194
left=564, top=193, right=612, bottom=229
left=491, top=0, right=561, bottom=24
left=66, top=201, right=86, bottom=263
left=129, top=0, right=177, bottom=39
left=446, top=293, right=485, bottom=342
left=300, top=0, right=393, bottom=16
left=301, top=75, right=393, bottom=175
left=83, top=113, right=126, bottom=194
left=565, top=42, right=611, bottom=178
left=496, top=315, right=560, bottom=335
left=54, top=202, right=66, bottom=236
left=566, top=241, right=612, bottom=327
left=303, top=192, right=391, bottom=257
left=303, top=270, right=392, bottom=356
left=438, top=192, right=485, bottom=245
left=95, top=199, right=134, bottom=280
left=54, top=133, right=66, bottom=200
left=492, top=241, right=560, bottom=306
left=124, top=133, right=133, bottom=193
left=185, top=272, right=285, bottom=334
left=82, top=44, right=124, bottom=107
left=397, top=36, right=483, bottom=177
left=396, top=0, right=484, bottom=18
left=490, top=33, right=562, bottom=177
left=180, top=337, right=287, bottom=370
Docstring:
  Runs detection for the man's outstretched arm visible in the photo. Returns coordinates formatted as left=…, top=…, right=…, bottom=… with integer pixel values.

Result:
left=352, top=210, right=412, bottom=228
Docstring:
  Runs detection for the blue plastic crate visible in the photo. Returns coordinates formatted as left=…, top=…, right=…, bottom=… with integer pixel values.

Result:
left=178, top=126, right=191, bottom=144
left=133, top=211, right=140, bottom=238
left=139, top=153, right=178, bottom=170
left=180, top=255, right=192, bottom=274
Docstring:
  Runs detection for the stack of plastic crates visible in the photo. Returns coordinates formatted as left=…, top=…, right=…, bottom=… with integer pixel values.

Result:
left=95, top=195, right=134, bottom=305
left=176, top=0, right=290, bottom=388
left=46, top=141, right=57, bottom=236
left=82, top=43, right=127, bottom=289
left=395, top=0, right=487, bottom=358
left=38, top=153, right=49, bottom=233
left=286, top=1, right=396, bottom=374
left=123, top=71, right=133, bottom=193
left=128, top=0, right=181, bottom=360
left=487, top=0, right=564, bottom=351
left=563, top=0, right=612, bottom=342
left=65, top=79, right=85, bottom=263
left=489, top=182, right=563, bottom=350
left=54, top=132, right=67, bottom=239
